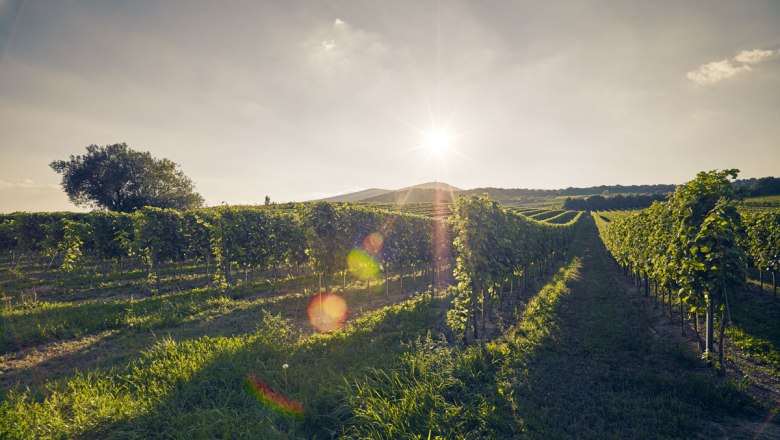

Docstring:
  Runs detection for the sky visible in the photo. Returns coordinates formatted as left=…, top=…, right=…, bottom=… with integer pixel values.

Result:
left=1, top=0, right=779, bottom=211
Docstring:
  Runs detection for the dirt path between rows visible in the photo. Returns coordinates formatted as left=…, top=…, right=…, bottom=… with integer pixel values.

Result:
left=513, top=217, right=780, bottom=439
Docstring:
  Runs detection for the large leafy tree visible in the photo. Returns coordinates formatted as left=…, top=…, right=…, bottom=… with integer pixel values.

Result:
left=50, top=143, right=204, bottom=212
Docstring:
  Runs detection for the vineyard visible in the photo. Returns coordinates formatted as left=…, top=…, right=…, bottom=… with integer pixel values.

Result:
left=1, top=176, right=779, bottom=438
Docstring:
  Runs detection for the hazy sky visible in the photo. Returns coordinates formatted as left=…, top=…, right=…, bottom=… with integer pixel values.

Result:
left=1, top=0, right=779, bottom=211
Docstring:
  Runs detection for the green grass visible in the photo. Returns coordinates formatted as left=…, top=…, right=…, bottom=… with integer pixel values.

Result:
left=0, top=291, right=452, bottom=439
left=0, top=283, right=301, bottom=354
left=726, top=287, right=780, bottom=376
left=341, top=258, right=582, bottom=439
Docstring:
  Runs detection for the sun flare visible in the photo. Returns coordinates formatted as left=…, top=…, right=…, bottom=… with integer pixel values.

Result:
left=423, top=129, right=452, bottom=154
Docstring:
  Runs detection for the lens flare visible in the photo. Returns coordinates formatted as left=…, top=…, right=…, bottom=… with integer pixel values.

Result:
left=363, top=232, right=384, bottom=255
left=307, top=292, right=348, bottom=333
left=347, top=248, right=379, bottom=280
left=244, top=374, right=304, bottom=419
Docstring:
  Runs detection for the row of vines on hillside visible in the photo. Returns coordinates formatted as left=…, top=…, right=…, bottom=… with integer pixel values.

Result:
left=741, top=211, right=780, bottom=296
left=449, top=196, right=582, bottom=343
left=596, top=170, right=752, bottom=367
left=0, top=204, right=452, bottom=296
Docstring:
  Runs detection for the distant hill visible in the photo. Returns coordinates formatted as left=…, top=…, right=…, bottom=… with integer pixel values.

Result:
left=398, top=182, right=462, bottom=192
left=363, top=188, right=456, bottom=204
left=314, top=182, right=460, bottom=203
left=317, top=188, right=392, bottom=203
left=310, top=177, right=780, bottom=205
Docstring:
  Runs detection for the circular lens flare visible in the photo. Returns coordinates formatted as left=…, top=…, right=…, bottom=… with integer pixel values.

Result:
left=363, top=232, right=384, bottom=255
left=347, top=248, right=379, bottom=280
left=307, top=293, right=348, bottom=333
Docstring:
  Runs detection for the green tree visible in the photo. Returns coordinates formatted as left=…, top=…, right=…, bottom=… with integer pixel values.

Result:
left=50, top=143, right=204, bottom=212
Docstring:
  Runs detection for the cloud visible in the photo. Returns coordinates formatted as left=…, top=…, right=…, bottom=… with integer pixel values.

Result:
left=307, top=18, right=389, bottom=72
left=687, top=48, right=778, bottom=85
left=686, top=59, right=751, bottom=85
left=0, top=179, right=57, bottom=191
left=734, top=49, right=776, bottom=64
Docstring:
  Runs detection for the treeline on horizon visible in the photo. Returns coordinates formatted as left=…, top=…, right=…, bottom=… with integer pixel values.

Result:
left=561, top=177, right=780, bottom=211
left=562, top=194, right=669, bottom=211
left=471, top=176, right=780, bottom=198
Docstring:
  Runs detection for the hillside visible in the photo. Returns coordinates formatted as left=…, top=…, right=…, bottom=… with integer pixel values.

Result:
left=317, top=188, right=392, bottom=203
left=316, top=182, right=461, bottom=204
left=310, top=178, right=780, bottom=205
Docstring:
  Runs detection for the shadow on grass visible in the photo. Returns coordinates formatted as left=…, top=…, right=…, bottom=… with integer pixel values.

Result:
left=0, top=280, right=307, bottom=355
left=730, top=286, right=780, bottom=352
left=58, top=294, right=450, bottom=439
left=509, top=217, right=767, bottom=439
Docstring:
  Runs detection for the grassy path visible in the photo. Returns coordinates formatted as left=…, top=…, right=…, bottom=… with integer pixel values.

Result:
left=513, top=215, right=778, bottom=439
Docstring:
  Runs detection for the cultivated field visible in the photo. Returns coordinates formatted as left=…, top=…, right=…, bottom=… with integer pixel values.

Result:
left=1, top=192, right=779, bottom=438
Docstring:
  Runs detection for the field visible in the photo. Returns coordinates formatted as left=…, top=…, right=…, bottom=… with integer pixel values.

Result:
left=1, top=202, right=779, bottom=439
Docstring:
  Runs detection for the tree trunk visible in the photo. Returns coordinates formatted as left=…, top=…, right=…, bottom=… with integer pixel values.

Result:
left=706, top=299, right=714, bottom=355
left=510, top=278, right=514, bottom=305
left=464, top=294, right=472, bottom=344
left=693, top=312, right=703, bottom=351
left=759, top=269, right=764, bottom=291
left=480, top=288, right=486, bottom=336
left=152, top=251, right=161, bottom=295
left=718, top=305, right=727, bottom=373
left=653, top=281, right=658, bottom=309
left=679, top=295, right=685, bottom=336
left=473, top=289, right=480, bottom=341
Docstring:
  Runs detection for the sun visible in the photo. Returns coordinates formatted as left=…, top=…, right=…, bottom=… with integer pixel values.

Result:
left=423, top=129, right=452, bottom=154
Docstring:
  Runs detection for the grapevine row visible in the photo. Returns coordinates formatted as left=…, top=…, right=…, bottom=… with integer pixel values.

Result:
left=448, top=195, right=582, bottom=342
left=596, top=170, right=752, bottom=366
left=0, top=203, right=451, bottom=296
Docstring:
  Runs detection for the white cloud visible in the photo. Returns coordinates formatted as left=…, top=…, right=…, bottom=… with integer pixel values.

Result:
left=0, top=179, right=57, bottom=190
left=734, top=48, right=776, bottom=64
left=308, top=18, right=389, bottom=72
left=687, top=59, right=751, bottom=85
left=687, top=48, right=778, bottom=85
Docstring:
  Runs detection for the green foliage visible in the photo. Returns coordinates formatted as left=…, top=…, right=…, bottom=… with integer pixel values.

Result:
left=597, top=170, right=746, bottom=316
left=742, top=210, right=780, bottom=276
left=50, top=143, right=204, bottom=212
left=58, top=219, right=91, bottom=274
left=131, top=207, right=185, bottom=294
left=344, top=259, right=581, bottom=439
left=448, top=195, right=580, bottom=341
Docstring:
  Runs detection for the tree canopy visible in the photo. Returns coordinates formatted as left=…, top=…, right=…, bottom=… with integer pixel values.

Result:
left=50, top=143, right=204, bottom=212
